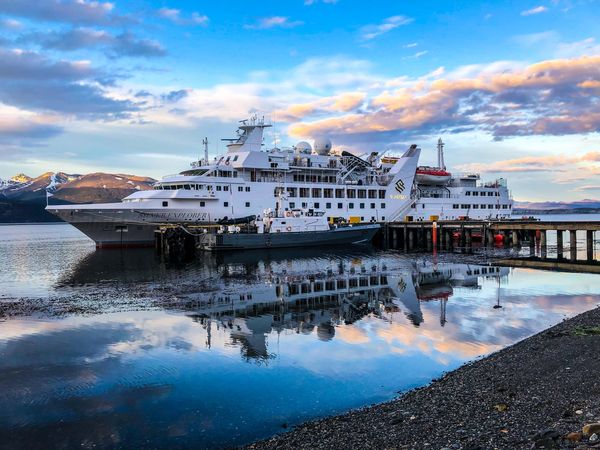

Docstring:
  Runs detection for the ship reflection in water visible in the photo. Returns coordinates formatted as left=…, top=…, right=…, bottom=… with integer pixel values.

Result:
left=178, top=260, right=510, bottom=362
left=1, top=232, right=600, bottom=449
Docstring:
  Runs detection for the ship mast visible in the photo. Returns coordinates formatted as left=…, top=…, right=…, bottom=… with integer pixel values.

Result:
left=437, top=138, right=445, bottom=170
left=202, top=137, right=209, bottom=165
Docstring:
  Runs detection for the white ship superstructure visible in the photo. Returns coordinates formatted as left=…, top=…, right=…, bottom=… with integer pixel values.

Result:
left=407, top=139, right=513, bottom=221
left=47, top=116, right=512, bottom=247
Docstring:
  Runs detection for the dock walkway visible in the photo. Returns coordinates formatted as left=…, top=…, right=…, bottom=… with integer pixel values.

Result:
left=383, top=219, right=599, bottom=261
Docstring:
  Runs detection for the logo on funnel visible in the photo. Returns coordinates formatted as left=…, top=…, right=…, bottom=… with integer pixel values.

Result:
left=395, top=179, right=405, bottom=193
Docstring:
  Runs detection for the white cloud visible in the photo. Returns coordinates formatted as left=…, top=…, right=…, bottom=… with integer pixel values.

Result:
left=244, top=16, right=303, bottom=30
left=0, top=17, right=23, bottom=30
left=0, top=0, right=130, bottom=26
left=574, top=185, right=600, bottom=191
left=359, top=15, right=413, bottom=41
left=158, top=8, right=208, bottom=26
left=556, top=37, right=600, bottom=57
left=513, top=30, right=559, bottom=46
left=304, top=0, right=338, bottom=4
left=521, top=5, right=548, bottom=16
left=402, top=50, right=428, bottom=60
left=513, top=32, right=600, bottom=58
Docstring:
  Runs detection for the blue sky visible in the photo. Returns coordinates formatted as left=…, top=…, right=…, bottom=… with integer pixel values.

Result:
left=0, top=0, right=599, bottom=201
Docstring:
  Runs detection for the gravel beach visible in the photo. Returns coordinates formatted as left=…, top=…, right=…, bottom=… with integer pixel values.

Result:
left=247, top=306, right=600, bottom=450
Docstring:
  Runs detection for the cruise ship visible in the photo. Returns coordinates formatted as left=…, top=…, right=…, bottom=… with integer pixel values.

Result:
left=47, top=116, right=513, bottom=247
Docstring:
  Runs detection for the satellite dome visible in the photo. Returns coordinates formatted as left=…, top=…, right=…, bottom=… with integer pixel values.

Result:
left=313, top=137, right=332, bottom=155
left=316, top=322, right=335, bottom=341
left=295, top=141, right=312, bottom=154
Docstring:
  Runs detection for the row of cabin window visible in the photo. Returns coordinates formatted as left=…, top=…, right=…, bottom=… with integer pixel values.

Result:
left=199, top=200, right=385, bottom=209
left=292, top=174, right=338, bottom=183
left=288, top=275, right=387, bottom=295
left=285, top=187, right=386, bottom=199
left=465, top=191, right=501, bottom=197
left=163, top=200, right=383, bottom=210
left=466, top=267, right=501, bottom=276
left=452, top=204, right=511, bottom=209
left=162, top=201, right=386, bottom=220
left=156, top=184, right=231, bottom=191
left=162, top=200, right=246, bottom=208
left=288, top=202, right=386, bottom=210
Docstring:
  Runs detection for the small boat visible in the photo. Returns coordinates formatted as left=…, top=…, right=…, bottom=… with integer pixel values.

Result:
left=197, top=208, right=380, bottom=251
left=415, top=166, right=452, bottom=185
left=217, top=215, right=256, bottom=225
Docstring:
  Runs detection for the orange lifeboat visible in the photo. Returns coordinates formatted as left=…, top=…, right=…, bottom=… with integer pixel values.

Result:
left=415, top=166, right=452, bottom=185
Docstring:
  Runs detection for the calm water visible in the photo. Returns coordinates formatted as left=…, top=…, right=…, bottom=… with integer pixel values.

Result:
left=1, top=224, right=600, bottom=449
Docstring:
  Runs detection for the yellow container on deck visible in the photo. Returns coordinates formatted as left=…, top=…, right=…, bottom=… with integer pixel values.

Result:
left=349, top=216, right=361, bottom=224
left=429, top=215, right=439, bottom=221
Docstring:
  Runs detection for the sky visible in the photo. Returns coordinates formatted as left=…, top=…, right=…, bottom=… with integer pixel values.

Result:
left=0, top=0, right=599, bottom=201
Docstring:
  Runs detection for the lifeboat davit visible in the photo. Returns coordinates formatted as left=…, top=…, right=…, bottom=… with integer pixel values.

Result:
left=415, top=166, right=452, bottom=185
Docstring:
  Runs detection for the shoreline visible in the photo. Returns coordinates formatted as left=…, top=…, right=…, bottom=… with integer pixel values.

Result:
left=246, top=306, right=600, bottom=450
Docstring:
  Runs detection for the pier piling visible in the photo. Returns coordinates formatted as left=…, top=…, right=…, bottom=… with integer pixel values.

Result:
left=570, top=230, right=577, bottom=261
left=379, top=219, right=598, bottom=262
left=557, top=231, right=564, bottom=259
left=529, top=230, right=536, bottom=255
left=540, top=230, right=547, bottom=259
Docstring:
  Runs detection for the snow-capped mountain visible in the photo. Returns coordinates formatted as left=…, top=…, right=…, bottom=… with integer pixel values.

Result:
left=0, top=171, right=156, bottom=223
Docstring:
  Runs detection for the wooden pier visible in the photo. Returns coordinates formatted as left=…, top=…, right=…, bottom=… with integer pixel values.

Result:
left=382, top=220, right=600, bottom=261
left=153, top=219, right=600, bottom=264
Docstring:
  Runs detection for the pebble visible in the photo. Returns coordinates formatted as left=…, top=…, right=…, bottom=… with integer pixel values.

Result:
left=565, top=432, right=582, bottom=442
left=583, top=424, right=600, bottom=436
left=494, top=403, right=508, bottom=412
left=590, top=434, right=599, bottom=443
left=576, top=410, right=584, bottom=415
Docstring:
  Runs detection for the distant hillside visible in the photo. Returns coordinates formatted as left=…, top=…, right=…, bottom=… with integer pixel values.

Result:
left=513, top=199, right=600, bottom=214
left=0, top=171, right=156, bottom=223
